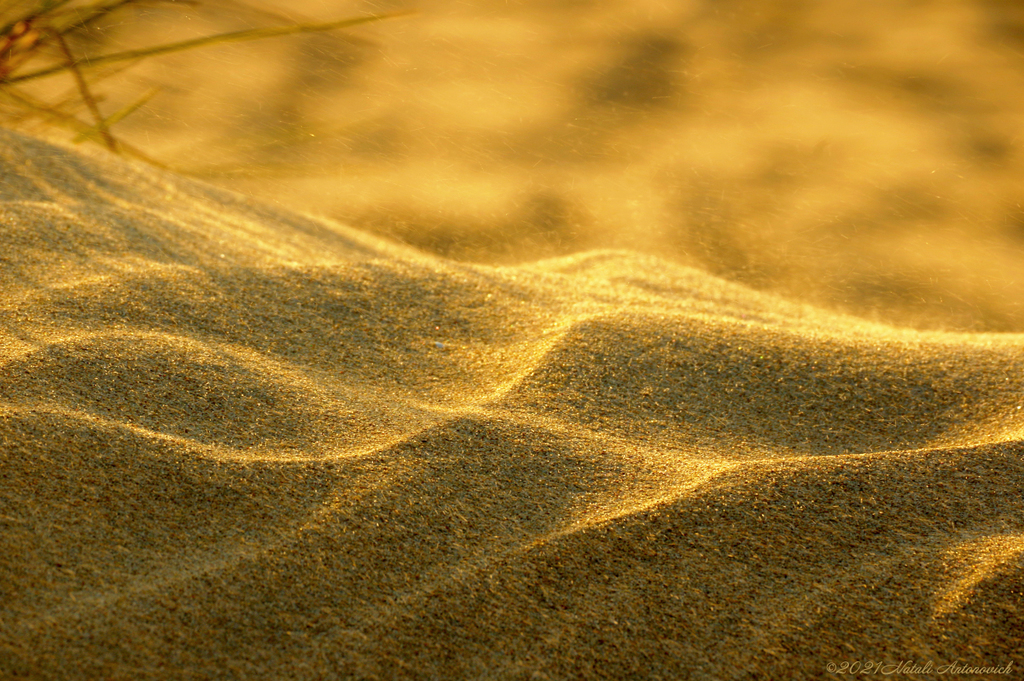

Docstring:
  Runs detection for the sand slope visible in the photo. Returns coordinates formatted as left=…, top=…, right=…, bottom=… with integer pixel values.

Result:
left=1, top=129, right=1022, bottom=679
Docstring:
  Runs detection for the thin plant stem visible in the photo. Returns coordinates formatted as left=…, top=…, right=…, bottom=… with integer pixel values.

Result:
left=5, top=10, right=413, bottom=84
left=0, top=81, right=169, bottom=166
left=72, top=85, right=156, bottom=143
left=0, top=1, right=413, bottom=163
left=48, top=25, right=115, bottom=150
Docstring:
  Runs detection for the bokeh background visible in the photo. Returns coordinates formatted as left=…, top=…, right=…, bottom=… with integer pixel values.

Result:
left=19, top=0, right=1024, bottom=331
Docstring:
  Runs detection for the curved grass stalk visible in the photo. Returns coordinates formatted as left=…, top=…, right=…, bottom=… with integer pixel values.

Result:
left=49, top=26, right=116, bottom=149
left=72, top=83, right=156, bottom=143
left=0, top=1, right=413, bottom=162
left=4, top=10, right=412, bottom=85
left=0, top=80, right=169, bottom=166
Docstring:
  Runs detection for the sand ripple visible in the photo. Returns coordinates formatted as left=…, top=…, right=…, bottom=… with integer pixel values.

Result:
left=1, top=130, right=1022, bottom=679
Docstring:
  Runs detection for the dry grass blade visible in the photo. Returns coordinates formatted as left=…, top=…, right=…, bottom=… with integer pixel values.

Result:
left=45, top=0, right=151, bottom=35
left=4, top=10, right=414, bottom=84
left=72, top=84, right=156, bottom=143
left=0, top=1, right=63, bottom=23
left=0, top=80, right=166, bottom=165
left=48, top=26, right=115, bottom=149
left=0, top=1, right=73, bottom=39
left=0, top=1, right=413, bottom=162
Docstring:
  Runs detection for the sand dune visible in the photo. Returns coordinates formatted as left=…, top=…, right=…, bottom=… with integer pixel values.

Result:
left=1, top=128, right=1022, bottom=679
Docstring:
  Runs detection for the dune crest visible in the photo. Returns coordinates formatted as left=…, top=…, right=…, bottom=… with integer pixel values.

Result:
left=1, top=129, right=1022, bottom=679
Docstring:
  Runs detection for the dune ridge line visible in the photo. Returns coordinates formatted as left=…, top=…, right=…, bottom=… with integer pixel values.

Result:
left=0, top=129, right=1022, bottom=679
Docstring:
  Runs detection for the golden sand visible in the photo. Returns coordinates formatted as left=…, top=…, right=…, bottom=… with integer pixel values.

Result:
left=1, top=129, right=1022, bottom=679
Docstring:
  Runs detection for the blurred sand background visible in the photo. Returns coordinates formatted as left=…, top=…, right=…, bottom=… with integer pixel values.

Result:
left=15, top=0, right=1024, bottom=332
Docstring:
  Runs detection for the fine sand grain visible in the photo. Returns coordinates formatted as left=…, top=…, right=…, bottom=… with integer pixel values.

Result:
left=1, top=129, right=1022, bottom=679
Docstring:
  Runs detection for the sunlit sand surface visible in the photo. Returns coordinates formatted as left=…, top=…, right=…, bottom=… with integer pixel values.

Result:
left=1, top=129, right=1021, bottom=678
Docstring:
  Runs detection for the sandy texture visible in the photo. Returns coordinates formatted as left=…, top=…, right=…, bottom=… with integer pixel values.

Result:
left=1, top=129, right=1022, bottom=679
